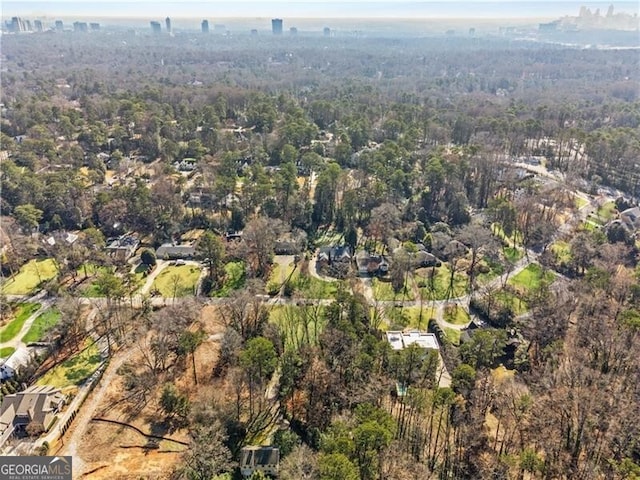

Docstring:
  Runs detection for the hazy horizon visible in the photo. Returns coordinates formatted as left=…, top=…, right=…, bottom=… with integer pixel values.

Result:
left=4, top=1, right=639, bottom=21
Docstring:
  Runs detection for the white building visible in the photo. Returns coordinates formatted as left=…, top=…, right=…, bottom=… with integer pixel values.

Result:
left=386, top=331, right=440, bottom=351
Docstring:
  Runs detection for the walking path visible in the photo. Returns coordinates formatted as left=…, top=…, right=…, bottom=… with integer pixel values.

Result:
left=0, top=290, right=53, bottom=355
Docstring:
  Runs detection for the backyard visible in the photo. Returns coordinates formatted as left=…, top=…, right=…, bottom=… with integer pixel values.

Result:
left=1, top=258, right=58, bottom=295
left=0, top=302, right=41, bottom=342
left=151, top=264, right=202, bottom=297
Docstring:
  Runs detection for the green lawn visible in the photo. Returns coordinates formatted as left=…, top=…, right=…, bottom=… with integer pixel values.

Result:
left=214, top=261, right=247, bottom=297
left=551, top=241, right=572, bottom=264
left=268, top=262, right=337, bottom=299
left=509, top=263, right=555, bottom=293
left=595, top=201, right=617, bottom=224
left=417, top=265, right=467, bottom=301
left=443, top=304, right=470, bottom=326
left=492, top=223, right=523, bottom=248
left=581, top=220, right=600, bottom=232
left=444, top=327, right=461, bottom=346
left=406, top=305, right=437, bottom=329
left=37, top=340, right=103, bottom=390
left=78, top=265, right=114, bottom=297
left=1, top=259, right=58, bottom=295
left=372, top=278, right=415, bottom=301
left=270, top=305, right=326, bottom=351
left=266, top=262, right=297, bottom=295
left=493, top=289, right=528, bottom=316
left=503, top=246, right=524, bottom=263
left=0, top=347, right=16, bottom=358
left=574, top=196, right=589, bottom=209
left=22, top=308, right=61, bottom=344
left=296, top=274, right=338, bottom=299
left=0, top=302, right=41, bottom=342
left=151, top=265, right=201, bottom=297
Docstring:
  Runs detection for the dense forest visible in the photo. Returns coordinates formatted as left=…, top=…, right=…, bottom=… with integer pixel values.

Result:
left=1, top=27, right=639, bottom=480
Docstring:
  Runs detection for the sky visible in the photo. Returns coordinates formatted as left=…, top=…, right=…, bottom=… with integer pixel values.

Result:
left=3, top=1, right=638, bottom=20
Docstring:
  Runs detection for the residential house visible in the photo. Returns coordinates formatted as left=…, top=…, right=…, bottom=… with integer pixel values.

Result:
left=224, top=231, right=243, bottom=242
left=0, top=385, right=66, bottom=447
left=174, top=157, right=197, bottom=172
left=0, top=348, right=36, bottom=381
left=619, top=206, right=640, bottom=232
left=274, top=230, right=307, bottom=255
left=386, top=331, right=440, bottom=397
left=156, top=242, right=197, bottom=260
left=240, top=446, right=280, bottom=478
left=105, top=233, right=140, bottom=262
left=386, top=330, right=440, bottom=351
left=317, top=245, right=352, bottom=279
left=355, top=251, right=389, bottom=277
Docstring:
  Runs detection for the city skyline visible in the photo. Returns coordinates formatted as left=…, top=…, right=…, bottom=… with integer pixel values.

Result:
left=4, top=1, right=638, bottom=20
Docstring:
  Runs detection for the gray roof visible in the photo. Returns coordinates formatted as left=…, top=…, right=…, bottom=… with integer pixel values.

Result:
left=156, top=244, right=196, bottom=259
left=240, top=446, right=280, bottom=468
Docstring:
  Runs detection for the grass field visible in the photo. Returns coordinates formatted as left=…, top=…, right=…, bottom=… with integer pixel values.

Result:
left=214, top=261, right=247, bottom=297
left=270, top=305, right=326, bottom=351
left=492, top=223, right=523, bottom=248
left=296, top=273, right=338, bottom=299
left=78, top=265, right=115, bottom=297
left=151, top=265, right=201, bottom=297
left=0, top=347, right=16, bottom=358
left=0, top=302, right=41, bottom=342
left=503, top=246, right=524, bottom=263
left=574, top=196, right=589, bottom=209
left=269, top=261, right=337, bottom=299
left=597, top=201, right=617, bottom=221
left=551, top=241, right=572, bottom=264
left=372, top=278, right=415, bottom=301
left=509, top=263, right=555, bottom=293
left=22, top=308, right=61, bottom=344
left=443, top=304, right=470, bottom=326
left=1, top=259, right=58, bottom=295
left=418, top=265, right=468, bottom=301
left=389, top=305, right=436, bottom=330
left=493, top=290, right=528, bottom=316
left=444, top=327, right=461, bottom=345
left=37, top=340, right=103, bottom=390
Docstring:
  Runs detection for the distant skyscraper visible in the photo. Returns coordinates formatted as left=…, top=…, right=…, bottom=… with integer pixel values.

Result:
left=55, top=20, right=63, bottom=31
left=289, top=27, right=298, bottom=35
left=90, top=23, right=100, bottom=31
left=10, top=17, right=25, bottom=32
left=25, top=20, right=32, bottom=31
left=165, top=17, right=171, bottom=33
left=150, top=21, right=162, bottom=34
left=201, top=19, right=209, bottom=34
left=323, top=27, right=331, bottom=37
left=272, top=18, right=283, bottom=35
left=34, top=20, right=43, bottom=32
left=73, top=22, right=88, bottom=32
